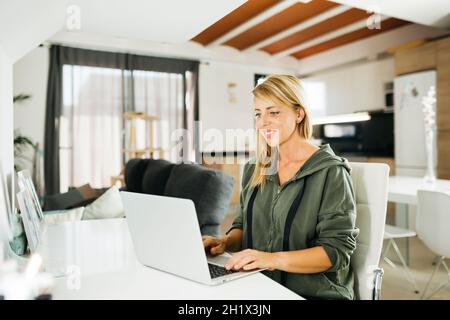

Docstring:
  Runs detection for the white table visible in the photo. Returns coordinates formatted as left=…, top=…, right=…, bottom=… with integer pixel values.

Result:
left=387, top=176, right=450, bottom=263
left=388, top=176, right=450, bottom=205
left=37, top=219, right=302, bottom=300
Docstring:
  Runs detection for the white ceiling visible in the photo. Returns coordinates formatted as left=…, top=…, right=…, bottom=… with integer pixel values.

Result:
left=333, top=0, right=450, bottom=29
left=0, top=0, right=246, bottom=61
left=70, top=0, right=246, bottom=44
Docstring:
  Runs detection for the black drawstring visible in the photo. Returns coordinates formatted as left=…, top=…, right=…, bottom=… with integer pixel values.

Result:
left=246, top=178, right=308, bottom=286
left=280, top=178, right=307, bottom=285
left=246, top=186, right=259, bottom=249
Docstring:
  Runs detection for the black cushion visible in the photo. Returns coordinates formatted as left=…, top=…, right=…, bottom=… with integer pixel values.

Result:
left=142, top=159, right=175, bottom=195
left=124, top=159, right=151, bottom=192
left=44, top=188, right=84, bottom=211
left=164, top=163, right=233, bottom=235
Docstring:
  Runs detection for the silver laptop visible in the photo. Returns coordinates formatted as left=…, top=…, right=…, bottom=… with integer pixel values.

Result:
left=120, top=191, right=263, bottom=285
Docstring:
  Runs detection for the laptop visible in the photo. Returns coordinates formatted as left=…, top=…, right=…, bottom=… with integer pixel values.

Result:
left=120, top=191, right=264, bottom=285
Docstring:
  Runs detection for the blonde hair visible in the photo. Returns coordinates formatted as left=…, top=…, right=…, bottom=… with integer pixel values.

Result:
left=250, top=75, right=312, bottom=187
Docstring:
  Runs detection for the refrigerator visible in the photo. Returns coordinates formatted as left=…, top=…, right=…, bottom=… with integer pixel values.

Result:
left=394, top=70, right=437, bottom=177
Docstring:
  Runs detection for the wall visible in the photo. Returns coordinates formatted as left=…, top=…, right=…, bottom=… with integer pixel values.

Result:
left=302, top=57, right=395, bottom=117
left=199, top=60, right=295, bottom=151
left=13, top=46, right=49, bottom=158
left=0, top=48, right=14, bottom=197
left=12, top=46, right=297, bottom=155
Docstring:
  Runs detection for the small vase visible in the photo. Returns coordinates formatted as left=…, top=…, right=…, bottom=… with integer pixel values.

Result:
left=424, top=129, right=436, bottom=183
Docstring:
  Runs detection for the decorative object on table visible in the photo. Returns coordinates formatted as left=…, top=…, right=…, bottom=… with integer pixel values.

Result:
left=2, top=161, right=27, bottom=256
left=17, top=170, right=44, bottom=221
left=8, top=210, right=27, bottom=256
left=16, top=190, right=41, bottom=253
left=421, top=86, right=437, bottom=183
left=0, top=254, right=53, bottom=299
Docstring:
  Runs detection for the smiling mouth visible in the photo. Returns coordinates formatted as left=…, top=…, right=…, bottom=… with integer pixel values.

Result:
left=261, top=129, right=278, bottom=139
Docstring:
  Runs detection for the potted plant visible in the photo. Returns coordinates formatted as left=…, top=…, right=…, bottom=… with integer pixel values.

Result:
left=13, top=94, right=37, bottom=172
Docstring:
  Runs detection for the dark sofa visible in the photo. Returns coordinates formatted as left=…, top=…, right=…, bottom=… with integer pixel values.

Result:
left=124, top=158, right=234, bottom=236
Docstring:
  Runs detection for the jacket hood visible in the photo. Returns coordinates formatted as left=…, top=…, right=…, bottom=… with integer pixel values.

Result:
left=248, top=144, right=351, bottom=183
left=288, top=144, right=351, bottom=181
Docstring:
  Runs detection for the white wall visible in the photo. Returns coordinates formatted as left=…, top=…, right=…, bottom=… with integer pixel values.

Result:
left=0, top=0, right=66, bottom=211
left=302, top=58, right=395, bottom=117
left=13, top=46, right=49, bottom=155
left=199, top=60, right=296, bottom=152
left=12, top=45, right=297, bottom=155
left=0, top=48, right=14, bottom=196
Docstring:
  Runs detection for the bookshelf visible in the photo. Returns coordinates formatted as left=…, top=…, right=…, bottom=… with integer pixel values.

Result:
left=111, top=112, right=166, bottom=186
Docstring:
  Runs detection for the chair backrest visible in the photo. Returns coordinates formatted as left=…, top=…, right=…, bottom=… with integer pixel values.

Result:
left=417, top=189, right=450, bottom=257
left=349, top=162, right=389, bottom=300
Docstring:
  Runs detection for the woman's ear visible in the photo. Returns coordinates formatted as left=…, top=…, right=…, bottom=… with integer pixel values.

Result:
left=296, top=108, right=305, bottom=123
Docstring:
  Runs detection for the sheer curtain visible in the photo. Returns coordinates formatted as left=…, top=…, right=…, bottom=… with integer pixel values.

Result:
left=48, top=45, right=199, bottom=194
left=132, top=70, right=185, bottom=163
left=60, top=65, right=123, bottom=191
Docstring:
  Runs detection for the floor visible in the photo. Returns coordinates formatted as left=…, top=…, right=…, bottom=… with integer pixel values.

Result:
left=380, top=237, right=450, bottom=300
left=219, top=211, right=450, bottom=300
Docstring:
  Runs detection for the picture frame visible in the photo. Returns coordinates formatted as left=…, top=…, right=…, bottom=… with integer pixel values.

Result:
left=0, top=163, right=13, bottom=242
left=16, top=190, right=41, bottom=253
left=17, top=169, right=44, bottom=221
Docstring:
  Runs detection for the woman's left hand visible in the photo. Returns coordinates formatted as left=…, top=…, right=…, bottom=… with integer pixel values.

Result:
left=224, top=249, right=278, bottom=271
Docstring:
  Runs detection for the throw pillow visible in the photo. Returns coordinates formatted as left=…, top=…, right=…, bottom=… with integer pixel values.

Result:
left=82, top=186, right=125, bottom=220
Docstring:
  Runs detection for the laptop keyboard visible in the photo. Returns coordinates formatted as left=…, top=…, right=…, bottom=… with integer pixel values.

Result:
left=208, top=263, right=239, bottom=279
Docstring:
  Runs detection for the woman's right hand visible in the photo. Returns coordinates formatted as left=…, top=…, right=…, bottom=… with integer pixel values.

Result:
left=202, top=235, right=227, bottom=256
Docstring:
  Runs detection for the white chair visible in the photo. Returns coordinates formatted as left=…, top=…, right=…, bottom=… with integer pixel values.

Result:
left=381, top=224, right=420, bottom=293
left=349, top=162, right=389, bottom=300
left=417, top=189, right=450, bottom=300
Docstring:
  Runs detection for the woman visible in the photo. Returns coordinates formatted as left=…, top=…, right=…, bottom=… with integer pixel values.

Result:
left=203, top=75, right=359, bottom=300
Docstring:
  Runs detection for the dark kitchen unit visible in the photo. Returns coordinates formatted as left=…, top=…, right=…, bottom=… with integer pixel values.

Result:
left=312, top=109, right=394, bottom=159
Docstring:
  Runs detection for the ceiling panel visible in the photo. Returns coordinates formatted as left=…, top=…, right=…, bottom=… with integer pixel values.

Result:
left=262, top=8, right=370, bottom=54
left=291, top=18, right=410, bottom=59
left=189, top=0, right=418, bottom=61
left=223, top=0, right=339, bottom=50
left=191, top=0, right=280, bottom=46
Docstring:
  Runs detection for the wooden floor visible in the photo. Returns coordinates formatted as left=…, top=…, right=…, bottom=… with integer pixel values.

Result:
left=220, top=211, right=450, bottom=300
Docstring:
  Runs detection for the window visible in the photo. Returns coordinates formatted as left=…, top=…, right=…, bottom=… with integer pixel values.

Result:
left=60, top=66, right=189, bottom=192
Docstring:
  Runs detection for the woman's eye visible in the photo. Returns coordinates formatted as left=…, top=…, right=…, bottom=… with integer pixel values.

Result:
left=270, top=111, right=280, bottom=116
left=254, top=113, right=261, bottom=118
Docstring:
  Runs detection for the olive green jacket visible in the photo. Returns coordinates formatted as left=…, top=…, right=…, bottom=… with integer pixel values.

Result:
left=228, top=144, right=359, bottom=300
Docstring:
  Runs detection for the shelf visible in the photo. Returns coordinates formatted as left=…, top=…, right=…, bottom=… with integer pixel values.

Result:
left=123, top=112, right=160, bottom=121
left=122, top=148, right=165, bottom=153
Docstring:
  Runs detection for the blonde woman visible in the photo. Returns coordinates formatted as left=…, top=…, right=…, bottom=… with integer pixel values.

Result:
left=203, top=75, right=359, bottom=300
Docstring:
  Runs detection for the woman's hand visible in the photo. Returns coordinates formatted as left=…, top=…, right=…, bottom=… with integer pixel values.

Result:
left=202, top=235, right=227, bottom=256
left=225, top=249, right=278, bottom=271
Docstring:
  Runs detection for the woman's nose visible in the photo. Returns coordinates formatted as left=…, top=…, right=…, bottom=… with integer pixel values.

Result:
left=260, top=113, right=271, bottom=126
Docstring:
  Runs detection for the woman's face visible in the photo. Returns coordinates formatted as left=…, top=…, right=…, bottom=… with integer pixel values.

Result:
left=254, top=96, right=302, bottom=147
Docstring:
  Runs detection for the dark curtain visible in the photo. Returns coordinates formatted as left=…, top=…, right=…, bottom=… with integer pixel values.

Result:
left=191, top=63, right=201, bottom=163
left=44, top=46, right=62, bottom=196
left=44, top=45, right=199, bottom=195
